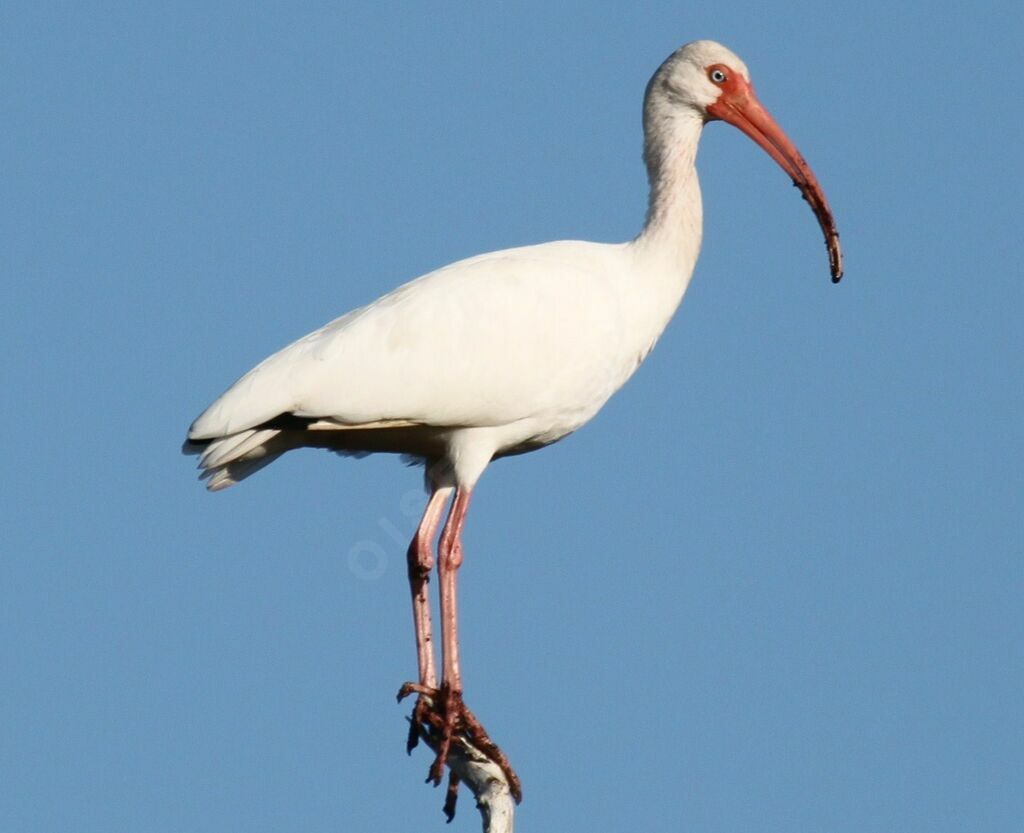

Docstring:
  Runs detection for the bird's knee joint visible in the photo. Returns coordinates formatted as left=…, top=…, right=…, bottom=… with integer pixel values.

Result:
left=440, top=544, right=463, bottom=571
left=407, top=540, right=434, bottom=574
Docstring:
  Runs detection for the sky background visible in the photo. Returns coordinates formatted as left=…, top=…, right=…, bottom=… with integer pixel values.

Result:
left=2, top=2, right=1021, bottom=831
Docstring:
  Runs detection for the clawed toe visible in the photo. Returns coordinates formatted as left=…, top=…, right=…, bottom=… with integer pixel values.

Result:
left=397, top=681, right=435, bottom=703
left=400, top=682, right=523, bottom=807
left=397, top=682, right=442, bottom=754
left=443, top=770, right=460, bottom=822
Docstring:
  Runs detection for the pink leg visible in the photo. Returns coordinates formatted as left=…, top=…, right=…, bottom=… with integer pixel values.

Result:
left=438, top=489, right=471, bottom=695
left=407, top=485, right=451, bottom=690
left=399, top=485, right=451, bottom=753
left=401, top=486, right=522, bottom=807
left=429, top=488, right=470, bottom=782
left=429, top=490, right=522, bottom=801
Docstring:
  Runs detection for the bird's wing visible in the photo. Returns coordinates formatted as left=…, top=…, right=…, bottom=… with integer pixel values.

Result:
left=188, top=241, right=633, bottom=441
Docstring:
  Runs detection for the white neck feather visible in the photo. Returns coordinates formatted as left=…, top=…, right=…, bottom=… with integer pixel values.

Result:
left=629, top=110, right=705, bottom=302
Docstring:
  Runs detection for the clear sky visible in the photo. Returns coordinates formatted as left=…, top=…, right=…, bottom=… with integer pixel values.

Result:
left=2, top=3, right=1021, bottom=831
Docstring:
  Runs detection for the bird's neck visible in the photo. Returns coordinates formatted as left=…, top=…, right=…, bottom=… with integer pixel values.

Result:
left=631, top=112, right=705, bottom=288
left=611, top=113, right=705, bottom=362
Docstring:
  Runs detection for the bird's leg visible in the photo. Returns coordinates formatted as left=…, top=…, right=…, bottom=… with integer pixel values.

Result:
left=397, top=486, right=522, bottom=806
left=426, top=488, right=523, bottom=802
left=431, top=487, right=471, bottom=781
left=399, top=485, right=452, bottom=753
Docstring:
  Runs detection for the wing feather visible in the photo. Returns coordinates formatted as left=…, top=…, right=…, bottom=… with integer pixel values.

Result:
left=188, top=240, right=630, bottom=442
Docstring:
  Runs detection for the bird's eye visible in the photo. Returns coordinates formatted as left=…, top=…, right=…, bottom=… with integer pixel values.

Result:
left=708, top=67, right=728, bottom=84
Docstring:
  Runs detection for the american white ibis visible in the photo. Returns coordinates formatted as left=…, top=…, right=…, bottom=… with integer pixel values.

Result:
left=184, top=39, right=842, bottom=811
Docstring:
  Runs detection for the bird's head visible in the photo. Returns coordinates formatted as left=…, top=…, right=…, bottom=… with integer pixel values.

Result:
left=646, top=40, right=843, bottom=282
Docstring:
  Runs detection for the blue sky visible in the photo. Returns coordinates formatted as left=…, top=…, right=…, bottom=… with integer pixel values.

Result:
left=2, top=3, right=1021, bottom=831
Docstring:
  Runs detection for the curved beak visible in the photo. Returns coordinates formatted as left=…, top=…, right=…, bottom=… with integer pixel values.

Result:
left=707, top=77, right=843, bottom=282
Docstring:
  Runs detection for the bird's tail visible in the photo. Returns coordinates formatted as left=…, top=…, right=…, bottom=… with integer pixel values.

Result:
left=182, top=428, right=288, bottom=491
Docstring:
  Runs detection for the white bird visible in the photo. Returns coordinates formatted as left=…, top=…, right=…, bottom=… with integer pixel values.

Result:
left=184, top=39, right=842, bottom=810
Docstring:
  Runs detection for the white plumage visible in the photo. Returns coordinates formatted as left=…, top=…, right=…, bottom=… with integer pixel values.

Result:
left=186, top=41, right=840, bottom=497
left=184, top=39, right=842, bottom=804
left=188, top=234, right=694, bottom=490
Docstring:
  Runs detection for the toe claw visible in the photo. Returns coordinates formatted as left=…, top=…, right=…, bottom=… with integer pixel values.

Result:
left=405, top=718, right=420, bottom=755
left=443, top=771, right=460, bottom=822
left=428, top=756, right=445, bottom=787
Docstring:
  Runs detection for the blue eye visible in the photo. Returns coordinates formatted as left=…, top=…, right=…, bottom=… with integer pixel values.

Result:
left=709, top=68, right=727, bottom=84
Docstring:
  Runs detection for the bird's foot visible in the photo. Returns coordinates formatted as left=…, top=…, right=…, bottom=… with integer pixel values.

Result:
left=397, top=681, right=522, bottom=810
left=396, top=682, right=436, bottom=756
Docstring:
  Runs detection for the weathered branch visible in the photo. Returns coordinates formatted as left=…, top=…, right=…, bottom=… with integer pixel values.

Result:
left=411, top=721, right=516, bottom=833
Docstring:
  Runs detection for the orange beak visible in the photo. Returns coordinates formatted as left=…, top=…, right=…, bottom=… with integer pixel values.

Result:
left=708, top=75, right=843, bottom=282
